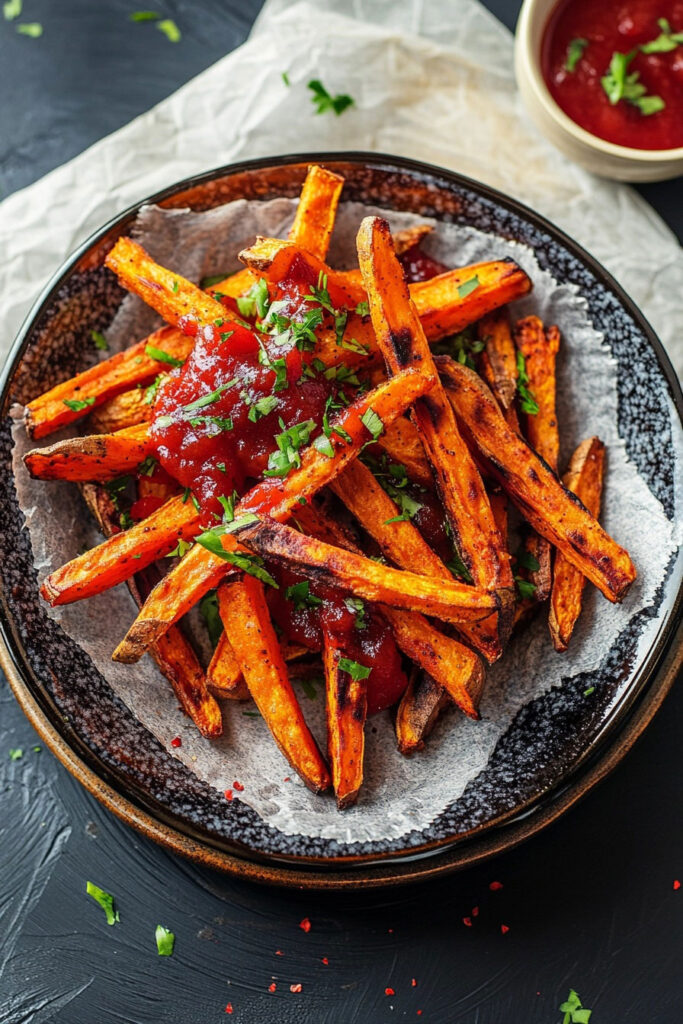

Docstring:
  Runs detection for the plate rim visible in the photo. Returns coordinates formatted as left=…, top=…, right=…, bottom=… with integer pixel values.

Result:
left=1, top=150, right=681, bottom=886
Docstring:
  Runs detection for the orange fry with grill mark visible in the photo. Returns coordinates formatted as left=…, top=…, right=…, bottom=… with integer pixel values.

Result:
left=477, top=309, right=519, bottom=430
left=396, top=670, right=450, bottom=755
left=234, top=517, right=498, bottom=626
left=24, top=423, right=155, bottom=482
left=549, top=437, right=606, bottom=651
left=40, top=493, right=200, bottom=606
left=217, top=576, right=330, bottom=792
left=357, top=215, right=514, bottom=661
left=111, top=368, right=435, bottom=661
left=324, top=632, right=367, bottom=809
left=437, top=357, right=635, bottom=602
left=25, top=325, right=191, bottom=440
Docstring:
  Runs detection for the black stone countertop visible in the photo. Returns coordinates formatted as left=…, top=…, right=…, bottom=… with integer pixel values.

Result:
left=1, top=2, right=681, bottom=1022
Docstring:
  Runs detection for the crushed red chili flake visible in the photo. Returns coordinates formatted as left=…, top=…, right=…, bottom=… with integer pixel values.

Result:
left=299, top=917, right=311, bottom=933
left=170, top=736, right=182, bottom=748
left=500, top=924, right=510, bottom=934
left=224, top=789, right=233, bottom=801
left=385, top=988, right=395, bottom=996
left=275, top=950, right=283, bottom=956
left=268, top=983, right=277, bottom=993
left=462, top=916, right=472, bottom=927
left=225, top=1004, right=233, bottom=1015
left=411, top=978, right=417, bottom=987
left=290, top=983, right=302, bottom=993
left=674, top=880, right=681, bottom=890
left=489, top=880, right=503, bottom=891
left=283, top=777, right=291, bottom=782
left=233, top=780, right=244, bottom=792
left=321, top=957, right=329, bottom=965
left=472, top=906, right=479, bottom=917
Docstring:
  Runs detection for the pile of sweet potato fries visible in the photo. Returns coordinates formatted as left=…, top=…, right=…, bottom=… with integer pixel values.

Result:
left=22, top=166, right=636, bottom=807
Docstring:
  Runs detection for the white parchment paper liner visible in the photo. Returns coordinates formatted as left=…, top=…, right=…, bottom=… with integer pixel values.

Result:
left=11, top=198, right=682, bottom=843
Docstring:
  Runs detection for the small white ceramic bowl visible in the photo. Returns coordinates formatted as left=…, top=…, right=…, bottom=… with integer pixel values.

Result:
left=515, top=0, right=683, bottom=182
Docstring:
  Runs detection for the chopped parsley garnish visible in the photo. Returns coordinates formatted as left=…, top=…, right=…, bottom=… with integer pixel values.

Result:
left=355, top=300, right=370, bottom=317
left=565, top=38, right=588, bottom=72
left=119, top=511, right=133, bottom=530
left=187, top=414, right=233, bottom=432
left=640, top=18, right=683, bottom=54
left=86, top=881, right=119, bottom=925
left=337, top=657, right=371, bottom=681
left=137, top=455, right=157, bottom=477
left=433, top=326, right=484, bottom=370
left=200, top=273, right=229, bottom=289
left=199, top=591, right=222, bottom=648
left=285, top=580, right=322, bottom=610
left=601, top=50, right=665, bottom=115
left=16, top=21, right=42, bottom=36
left=306, top=271, right=336, bottom=314
left=265, top=304, right=324, bottom=354
left=217, top=492, right=238, bottom=522
left=517, top=549, right=540, bottom=573
left=456, top=275, right=480, bottom=299
left=447, top=547, right=473, bottom=584
left=344, top=596, right=367, bottom=630
left=313, top=433, right=335, bottom=458
left=515, top=576, right=537, bottom=600
left=144, top=374, right=164, bottom=405
left=3, top=0, right=22, bottom=20
left=237, top=277, right=270, bottom=319
left=264, top=418, right=317, bottom=477
left=361, top=407, right=384, bottom=441
left=171, top=278, right=180, bottom=292
left=195, top=535, right=278, bottom=587
left=157, top=18, right=181, bottom=42
left=340, top=336, right=370, bottom=356
left=183, top=380, right=236, bottom=413
left=559, top=989, right=592, bottom=1024
left=334, top=310, right=348, bottom=347
left=584, top=686, right=595, bottom=697
left=155, top=925, right=175, bottom=956
left=62, top=396, right=96, bottom=412
left=515, top=351, right=539, bottom=415
left=145, top=344, right=184, bottom=368
left=307, top=79, right=355, bottom=116
left=91, top=329, right=108, bottom=351
left=322, top=395, right=352, bottom=444
left=105, top=475, right=130, bottom=510
left=9, top=748, right=23, bottom=760
left=248, top=395, right=280, bottom=422
left=363, top=453, right=424, bottom=524
left=167, top=539, right=193, bottom=559
left=282, top=71, right=290, bottom=86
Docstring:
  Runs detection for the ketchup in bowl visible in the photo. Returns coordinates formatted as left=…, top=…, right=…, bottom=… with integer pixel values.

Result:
left=542, top=0, right=683, bottom=150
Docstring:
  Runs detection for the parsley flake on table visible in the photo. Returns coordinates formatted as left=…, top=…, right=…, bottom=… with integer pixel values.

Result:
left=155, top=925, right=175, bottom=956
left=8, top=748, right=23, bottom=761
left=16, top=21, right=41, bottom=36
left=338, top=657, right=371, bottom=681
left=565, top=38, right=588, bottom=72
left=282, top=71, right=290, bottom=86
left=307, top=79, right=355, bottom=116
left=601, top=50, right=665, bottom=115
left=3, top=0, right=22, bottom=20
left=91, top=329, right=108, bottom=351
left=640, top=18, right=683, bottom=54
left=559, top=988, right=592, bottom=1024
left=86, top=881, right=119, bottom=925
left=157, top=18, right=180, bottom=42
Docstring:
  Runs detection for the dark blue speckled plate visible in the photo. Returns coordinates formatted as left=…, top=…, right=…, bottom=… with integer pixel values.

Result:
left=1, top=154, right=681, bottom=888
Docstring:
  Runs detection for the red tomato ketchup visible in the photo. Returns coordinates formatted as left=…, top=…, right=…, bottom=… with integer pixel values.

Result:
left=541, top=0, right=683, bottom=150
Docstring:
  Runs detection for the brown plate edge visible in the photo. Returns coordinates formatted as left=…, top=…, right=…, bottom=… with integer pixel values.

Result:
left=2, top=617, right=680, bottom=891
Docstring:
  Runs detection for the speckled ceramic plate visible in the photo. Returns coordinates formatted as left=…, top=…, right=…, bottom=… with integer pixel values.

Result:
left=1, top=154, right=681, bottom=889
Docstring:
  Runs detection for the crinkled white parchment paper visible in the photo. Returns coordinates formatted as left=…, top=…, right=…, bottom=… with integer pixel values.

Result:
left=0, top=0, right=681, bottom=376
left=11, top=198, right=682, bottom=842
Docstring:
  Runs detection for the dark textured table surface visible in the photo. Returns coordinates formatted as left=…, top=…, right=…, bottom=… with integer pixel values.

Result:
left=1, top=2, right=681, bottom=1022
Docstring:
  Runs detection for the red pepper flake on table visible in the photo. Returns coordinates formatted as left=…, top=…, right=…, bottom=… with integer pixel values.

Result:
left=290, top=983, right=303, bottom=993
left=299, top=917, right=311, bottom=932
left=489, top=880, right=504, bottom=891
left=233, top=780, right=244, bottom=792
left=170, top=735, right=182, bottom=747
left=673, top=879, right=681, bottom=890
left=321, top=956, right=329, bottom=965
left=462, top=916, right=473, bottom=927
left=224, top=789, right=233, bottom=801
left=500, top=924, right=510, bottom=935
left=268, top=983, right=277, bottom=993
left=385, top=987, right=395, bottom=996
left=224, top=1004, right=233, bottom=1015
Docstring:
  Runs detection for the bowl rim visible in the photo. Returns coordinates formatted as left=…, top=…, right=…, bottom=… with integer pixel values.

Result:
left=2, top=150, right=682, bottom=887
left=515, top=0, right=683, bottom=162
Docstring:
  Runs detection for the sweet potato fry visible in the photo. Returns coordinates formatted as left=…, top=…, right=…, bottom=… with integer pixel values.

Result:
left=41, top=493, right=200, bottom=606
left=295, top=502, right=484, bottom=720
left=79, top=482, right=221, bottom=738
left=330, top=458, right=448, bottom=580
left=375, top=416, right=433, bottom=487
left=112, top=368, right=435, bottom=660
left=105, top=237, right=231, bottom=332
left=437, top=357, right=635, bottom=602
left=324, top=632, right=367, bottom=809
left=88, top=386, right=154, bottom=433
left=217, top=575, right=330, bottom=792
left=549, top=437, right=606, bottom=651
left=234, top=517, right=498, bottom=626
left=25, top=325, right=191, bottom=440
left=477, top=309, right=519, bottom=426
left=514, top=317, right=560, bottom=470
left=24, top=423, right=155, bottom=482
left=396, top=670, right=450, bottom=755
left=357, top=215, right=514, bottom=661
